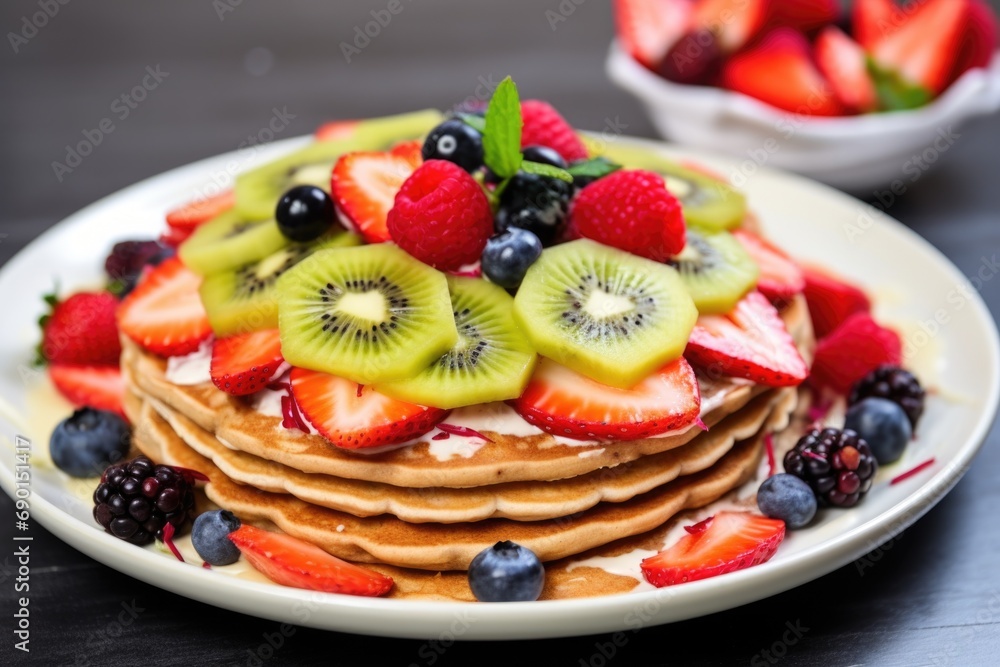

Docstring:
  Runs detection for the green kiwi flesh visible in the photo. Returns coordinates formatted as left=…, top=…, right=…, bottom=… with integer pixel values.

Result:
left=179, top=210, right=288, bottom=276
left=669, top=228, right=759, bottom=314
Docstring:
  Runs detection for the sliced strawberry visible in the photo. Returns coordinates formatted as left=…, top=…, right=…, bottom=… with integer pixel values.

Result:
left=853, top=0, right=903, bottom=51
left=811, top=312, right=902, bottom=394
left=229, top=524, right=393, bottom=596
left=732, top=230, right=804, bottom=302
left=769, top=0, right=841, bottom=32
left=815, top=26, right=879, bottom=113
left=802, top=265, right=871, bottom=339
left=871, top=0, right=968, bottom=94
left=389, top=139, right=423, bottom=162
left=950, top=0, right=998, bottom=84
left=210, top=329, right=284, bottom=396
left=613, top=0, right=694, bottom=68
left=330, top=147, right=422, bottom=244
left=641, top=512, right=785, bottom=586
left=49, top=364, right=126, bottom=419
left=721, top=29, right=844, bottom=116
left=117, top=257, right=212, bottom=357
left=693, top=0, right=768, bottom=53
left=314, top=119, right=361, bottom=142
left=289, top=368, right=448, bottom=449
left=165, top=190, right=234, bottom=231
left=39, top=291, right=121, bottom=366
left=511, top=357, right=701, bottom=440
left=685, top=291, right=808, bottom=387
left=159, top=225, right=194, bottom=248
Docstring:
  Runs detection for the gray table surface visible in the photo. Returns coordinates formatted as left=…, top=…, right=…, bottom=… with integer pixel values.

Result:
left=1, top=1, right=999, bottom=665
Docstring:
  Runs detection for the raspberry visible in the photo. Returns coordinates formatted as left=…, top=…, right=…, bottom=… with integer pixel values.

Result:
left=520, top=100, right=588, bottom=163
left=811, top=312, right=902, bottom=394
left=784, top=427, right=878, bottom=508
left=387, top=160, right=493, bottom=271
left=849, top=365, right=925, bottom=428
left=568, top=169, right=686, bottom=261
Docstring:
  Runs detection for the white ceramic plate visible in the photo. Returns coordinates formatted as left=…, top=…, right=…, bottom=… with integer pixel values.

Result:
left=0, top=135, right=996, bottom=640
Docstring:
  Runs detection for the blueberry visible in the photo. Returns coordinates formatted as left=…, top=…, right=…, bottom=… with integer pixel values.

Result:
left=275, top=185, right=335, bottom=242
left=757, top=474, right=817, bottom=529
left=481, top=228, right=543, bottom=289
left=191, top=510, right=242, bottom=566
left=521, top=145, right=567, bottom=170
left=50, top=408, right=131, bottom=478
left=422, top=119, right=484, bottom=172
left=496, top=173, right=573, bottom=245
left=468, top=540, right=545, bottom=602
left=845, top=397, right=912, bottom=464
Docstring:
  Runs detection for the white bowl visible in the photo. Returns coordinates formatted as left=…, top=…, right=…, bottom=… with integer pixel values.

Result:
left=606, top=41, right=1000, bottom=192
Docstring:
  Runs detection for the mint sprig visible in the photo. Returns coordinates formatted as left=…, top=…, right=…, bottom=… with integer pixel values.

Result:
left=520, top=160, right=573, bottom=183
left=566, top=157, right=621, bottom=180
left=483, top=77, right=523, bottom=179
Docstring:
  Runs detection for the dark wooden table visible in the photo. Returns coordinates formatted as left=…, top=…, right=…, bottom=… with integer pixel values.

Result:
left=2, top=1, right=999, bottom=664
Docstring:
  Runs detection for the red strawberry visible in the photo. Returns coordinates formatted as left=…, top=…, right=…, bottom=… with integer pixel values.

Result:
left=512, top=357, right=701, bottom=440
left=732, top=230, right=804, bottom=302
left=613, top=0, right=694, bottom=67
left=685, top=291, right=808, bottom=387
left=330, top=146, right=422, bottom=244
left=950, top=0, right=998, bottom=83
left=210, top=329, right=284, bottom=396
left=811, top=312, right=902, bottom=394
left=165, top=190, right=234, bottom=232
left=801, top=265, right=871, bottom=339
left=721, top=29, right=844, bottom=116
left=49, top=364, right=126, bottom=419
left=159, top=226, right=195, bottom=248
left=519, top=100, right=588, bottom=163
left=229, top=524, right=393, bottom=596
left=568, top=169, right=685, bottom=261
left=769, top=0, right=841, bottom=32
left=118, top=257, right=212, bottom=357
left=313, top=119, right=360, bottom=142
left=641, top=512, right=785, bottom=587
left=289, top=368, right=448, bottom=449
left=388, top=138, right=423, bottom=162
left=40, top=291, right=121, bottom=366
left=815, top=26, right=879, bottom=113
left=871, top=0, right=968, bottom=95
left=853, top=0, right=903, bottom=51
left=693, top=0, right=768, bottom=53
left=386, top=159, right=493, bottom=271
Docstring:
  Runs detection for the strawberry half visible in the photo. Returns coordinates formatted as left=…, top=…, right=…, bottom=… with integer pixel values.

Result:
left=39, top=291, right=121, bottom=366
left=815, top=26, right=879, bottom=113
left=229, top=524, right=393, bottom=596
left=613, top=0, right=694, bottom=67
left=871, top=0, right=968, bottom=95
left=117, top=257, right=212, bottom=357
left=314, top=119, right=360, bottom=142
left=330, top=145, right=422, bottom=244
left=685, top=291, right=808, bottom=387
left=511, top=357, right=701, bottom=440
left=770, top=0, right=841, bottom=32
left=853, top=0, right=903, bottom=51
left=289, top=368, right=448, bottom=449
left=732, top=230, right=804, bottom=302
left=802, top=265, right=871, bottom=339
left=49, top=364, right=126, bottom=419
left=641, top=512, right=785, bottom=587
left=210, top=329, right=284, bottom=396
left=811, top=312, right=902, bottom=394
left=165, top=190, right=234, bottom=232
left=721, top=29, right=843, bottom=116
left=950, top=0, right=998, bottom=84
left=693, top=0, right=768, bottom=53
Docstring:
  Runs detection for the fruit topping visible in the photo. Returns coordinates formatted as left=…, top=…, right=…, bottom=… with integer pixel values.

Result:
left=849, top=365, right=925, bottom=428
left=521, top=145, right=567, bottom=169
left=118, top=257, right=213, bottom=357
left=468, top=540, right=545, bottom=602
left=668, top=227, right=759, bottom=315
left=890, top=457, right=936, bottom=486
left=495, top=172, right=574, bottom=247
left=435, top=423, right=492, bottom=441
left=277, top=243, right=458, bottom=384
left=93, top=455, right=197, bottom=545
left=731, top=230, right=804, bottom=302
left=191, top=509, right=242, bottom=566
left=844, top=397, right=912, bottom=465
left=49, top=364, right=126, bottom=419
left=275, top=185, right=336, bottom=242
left=784, top=427, right=878, bottom=507
left=852, top=0, right=902, bottom=50
left=481, top=228, right=543, bottom=290
left=513, top=239, right=697, bottom=388
left=166, top=190, right=235, bottom=232
left=801, top=265, right=871, bottom=339
left=49, top=408, right=131, bottom=478
left=810, top=312, right=901, bottom=394
left=613, top=0, right=694, bottom=68
left=179, top=210, right=288, bottom=276
left=815, top=26, right=878, bottom=113
left=692, top=0, right=768, bottom=53
left=640, top=511, right=785, bottom=587
left=387, top=159, right=494, bottom=271
left=951, top=1, right=998, bottom=85
left=655, top=29, right=723, bottom=85
left=519, top=99, right=588, bottom=163
left=229, top=524, right=393, bottom=596
left=685, top=291, right=808, bottom=387
left=421, top=119, right=485, bottom=172
left=210, top=329, right=284, bottom=396
left=330, top=145, right=423, bottom=244
left=756, top=473, right=817, bottom=530
left=313, top=119, right=360, bottom=141
left=512, top=357, right=700, bottom=440
left=289, top=367, right=448, bottom=449
left=105, top=241, right=174, bottom=296
left=39, top=291, right=121, bottom=366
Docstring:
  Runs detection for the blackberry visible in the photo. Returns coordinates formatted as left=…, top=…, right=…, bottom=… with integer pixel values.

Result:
left=93, top=456, right=196, bottom=546
left=849, top=365, right=925, bottom=428
left=783, top=428, right=878, bottom=508
left=495, top=173, right=573, bottom=246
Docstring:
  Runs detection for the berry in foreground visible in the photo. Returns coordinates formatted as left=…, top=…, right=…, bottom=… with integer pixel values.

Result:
left=40, top=291, right=122, bottom=366
left=93, top=456, right=197, bottom=545
left=784, top=428, right=878, bottom=508
left=50, top=408, right=131, bottom=478
left=49, top=364, right=126, bottom=419
left=801, top=266, right=871, bottom=339
left=641, top=512, right=785, bottom=587
left=757, top=474, right=817, bottom=529
left=845, top=398, right=912, bottom=465
left=191, top=510, right=242, bottom=566
left=495, top=173, right=573, bottom=246
left=468, top=541, right=545, bottom=602
left=421, top=119, right=484, bottom=172
left=275, top=185, right=335, bottom=242
left=811, top=312, right=902, bottom=394
left=481, top=228, right=543, bottom=289
left=849, top=365, right=925, bottom=428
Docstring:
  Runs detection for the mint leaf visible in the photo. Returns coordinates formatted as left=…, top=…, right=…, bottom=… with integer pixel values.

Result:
left=566, top=156, right=622, bottom=180
left=520, top=160, right=573, bottom=182
left=457, top=113, right=487, bottom=134
left=483, top=77, right=523, bottom=179
left=867, top=58, right=931, bottom=112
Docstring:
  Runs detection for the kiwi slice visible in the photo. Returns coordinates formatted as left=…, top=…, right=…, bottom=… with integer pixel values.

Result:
left=277, top=243, right=458, bottom=385
left=669, top=228, right=759, bottom=315
left=179, top=210, right=288, bottom=276
left=597, top=144, right=746, bottom=231
left=513, top=239, right=697, bottom=389
left=199, top=230, right=362, bottom=336
left=234, top=109, right=443, bottom=220
left=377, top=277, right=537, bottom=409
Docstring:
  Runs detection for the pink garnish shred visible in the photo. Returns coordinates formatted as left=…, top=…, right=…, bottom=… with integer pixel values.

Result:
left=162, top=522, right=185, bottom=563
left=280, top=394, right=310, bottom=434
left=173, top=466, right=210, bottom=483
left=695, top=417, right=709, bottom=432
left=431, top=432, right=450, bottom=441
left=684, top=516, right=714, bottom=535
left=357, top=384, right=364, bottom=398
left=806, top=396, right=832, bottom=424
left=436, top=423, right=492, bottom=442
left=891, top=458, right=936, bottom=485
left=764, top=433, right=777, bottom=477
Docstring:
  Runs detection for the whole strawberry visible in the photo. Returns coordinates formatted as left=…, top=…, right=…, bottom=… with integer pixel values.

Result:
left=520, top=100, right=589, bottom=163
left=387, top=159, right=493, bottom=271
left=39, top=291, right=122, bottom=366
